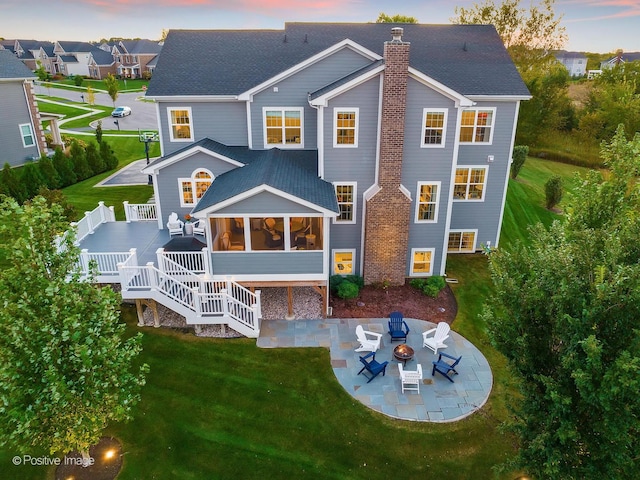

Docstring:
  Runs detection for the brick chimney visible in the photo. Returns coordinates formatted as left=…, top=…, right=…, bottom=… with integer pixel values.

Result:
left=363, top=27, right=412, bottom=286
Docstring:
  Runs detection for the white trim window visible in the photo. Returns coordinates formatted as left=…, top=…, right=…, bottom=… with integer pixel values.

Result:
left=178, top=169, right=214, bottom=207
left=19, top=123, right=35, bottom=148
left=410, top=248, right=435, bottom=276
left=167, top=107, right=194, bottom=142
left=332, top=249, right=355, bottom=275
left=333, top=108, right=358, bottom=147
left=263, top=107, right=304, bottom=148
left=459, top=108, right=496, bottom=144
left=334, top=183, right=356, bottom=223
left=448, top=230, right=477, bottom=253
left=421, top=109, right=447, bottom=148
left=453, top=167, right=487, bottom=201
left=415, top=181, right=441, bottom=223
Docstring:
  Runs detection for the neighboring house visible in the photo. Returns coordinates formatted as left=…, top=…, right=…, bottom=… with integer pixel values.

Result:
left=12, top=40, right=55, bottom=72
left=52, top=41, right=96, bottom=76
left=0, top=50, right=48, bottom=167
left=600, top=51, right=640, bottom=70
left=88, top=48, right=117, bottom=80
left=76, top=23, right=529, bottom=336
left=112, top=39, right=162, bottom=78
left=555, top=51, right=587, bottom=77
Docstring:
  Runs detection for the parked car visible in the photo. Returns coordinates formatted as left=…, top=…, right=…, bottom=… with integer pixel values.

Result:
left=111, top=106, right=132, bottom=117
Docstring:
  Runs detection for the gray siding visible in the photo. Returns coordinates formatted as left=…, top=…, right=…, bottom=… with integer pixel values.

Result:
left=212, top=251, right=324, bottom=275
left=402, top=78, right=458, bottom=275
left=156, top=152, right=239, bottom=224
left=215, top=191, right=320, bottom=215
left=450, top=101, right=518, bottom=249
left=0, top=82, right=39, bottom=167
left=250, top=47, right=372, bottom=150
left=158, top=101, right=248, bottom=156
left=322, top=75, right=381, bottom=275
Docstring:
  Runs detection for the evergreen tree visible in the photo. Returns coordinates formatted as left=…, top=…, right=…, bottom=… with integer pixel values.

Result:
left=95, top=120, right=103, bottom=143
left=51, top=147, right=76, bottom=187
left=69, top=140, right=91, bottom=181
left=100, top=140, right=119, bottom=170
left=0, top=196, right=148, bottom=462
left=37, top=153, right=61, bottom=189
left=20, top=161, right=46, bottom=199
left=85, top=142, right=104, bottom=175
left=0, top=163, right=27, bottom=203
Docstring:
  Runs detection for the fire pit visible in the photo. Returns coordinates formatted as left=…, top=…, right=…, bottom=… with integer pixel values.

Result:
left=393, top=344, right=415, bottom=366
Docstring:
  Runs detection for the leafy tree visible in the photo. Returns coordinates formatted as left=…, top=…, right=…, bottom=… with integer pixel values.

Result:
left=35, top=187, right=77, bottom=221
left=100, top=140, right=119, bottom=170
left=86, top=85, right=95, bottom=106
left=37, top=153, right=61, bottom=189
left=34, top=60, right=50, bottom=81
left=73, top=74, right=84, bottom=87
left=85, top=142, right=104, bottom=175
left=483, top=126, right=640, bottom=479
left=375, top=13, right=418, bottom=23
left=0, top=162, right=27, bottom=203
left=104, top=73, right=119, bottom=106
left=510, top=145, right=529, bottom=179
left=544, top=174, right=563, bottom=209
left=51, top=146, right=77, bottom=187
left=20, top=161, right=46, bottom=199
left=69, top=140, right=92, bottom=181
left=0, top=196, right=148, bottom=462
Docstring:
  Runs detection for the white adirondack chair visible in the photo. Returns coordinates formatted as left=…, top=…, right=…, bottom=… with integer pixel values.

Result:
left=422, top=322, right=450, bottom=354
left=166, top=212, right=184, bottom=237
left=398, top=363, right=423, bottom=394
left=355, top=325, right=383, bottom=353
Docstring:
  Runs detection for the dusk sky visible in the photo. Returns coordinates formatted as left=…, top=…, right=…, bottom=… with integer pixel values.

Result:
left=1, top=0, right=638, bottom=54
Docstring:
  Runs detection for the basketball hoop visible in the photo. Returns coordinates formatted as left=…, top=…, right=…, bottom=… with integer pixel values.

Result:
left=139, top=130, right=159, bottom=185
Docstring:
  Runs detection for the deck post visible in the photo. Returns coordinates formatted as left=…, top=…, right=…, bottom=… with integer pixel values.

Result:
left=202, top=247, right=212, bottom=276
left=147, top=262, right=157, bottom=290
left=285, top=286, right=295, bottom=320
left=135, top=299, right=145, bottom=326
left=123, top=201, right=131, bottom=223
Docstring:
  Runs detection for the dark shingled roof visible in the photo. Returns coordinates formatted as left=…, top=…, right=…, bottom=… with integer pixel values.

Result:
left=57, top=41, right=95, bottom=52
left=90, top=48, right=115, bottom=66
left=0, top=49, right=36, bottom=79
left=119, top=39, right=163, bottom=55
left=147, top=22, right=528, bottom=98
left=309, top=59, right=383, bottom=100
left=152, top=139, right=337, bottom=214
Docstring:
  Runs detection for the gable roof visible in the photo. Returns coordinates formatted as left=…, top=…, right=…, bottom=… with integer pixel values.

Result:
left=118, top=39, right=163, bottom=55
left=56, top=41, right=95, bottom=53
left=89, top=48, right=115, bottom=66
left=0, top=49, right=36, bottom=80
left=147, top=22, right=528, bottom=98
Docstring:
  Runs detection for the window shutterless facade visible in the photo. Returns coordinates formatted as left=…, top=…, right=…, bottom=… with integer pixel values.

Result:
left=459, top=108, right=496, bottom=144
left=333, top=108, right=358, bottom=147
left=178, top=169, right=213, bottom=207
left=263, top=107, right=303, bottom=148
left=167, top=107, right=193, bottom=142
left=453, top=167, right=487, bottom=201
left=334, top=183, right=356, bottom=223
left=447, top=230, right=477, bottom=253
left=332, top=249, right=355, bottom=275
left=19, top=123, right=35, bottom=147
left=410, top=248, right=435, bottom=276
left=415, top=181, right=441, bottom=223
left=421, top=109, right=447, bottom=148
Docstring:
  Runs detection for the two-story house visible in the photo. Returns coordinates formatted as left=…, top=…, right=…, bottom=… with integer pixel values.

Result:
left=112, top=39, right=163, bottom=79
left=555, top=51, right=587, bottom=77
left=0, top=50, right=48, bottom=167
left=76, top=23, right=529, bottom=336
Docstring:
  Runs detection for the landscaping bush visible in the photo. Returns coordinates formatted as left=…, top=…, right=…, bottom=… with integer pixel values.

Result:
left=329, top=274, right=344, bottom=294
left=20, top=161, right=46, bottom=199
left=545, top=174, right=563, bottom=209
left=37, top=153, right=61, bottom=189
left=410, top=276, right=446, bottom=298
left=510, top=145, right=529, bottom=179
left=336, top=281, right=360, bottom=300
left=73, top=75, right=84, bottom=87
left=344, top=274, right=364, bottom=289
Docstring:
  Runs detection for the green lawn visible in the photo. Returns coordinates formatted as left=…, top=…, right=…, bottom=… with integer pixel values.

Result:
left=0, top=150, right=591, bottom=478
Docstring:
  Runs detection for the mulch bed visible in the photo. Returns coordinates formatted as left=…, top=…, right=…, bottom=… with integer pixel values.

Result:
left=329, top=281, right=457, bottom=324
left=55, top=436, right=122, bottom=480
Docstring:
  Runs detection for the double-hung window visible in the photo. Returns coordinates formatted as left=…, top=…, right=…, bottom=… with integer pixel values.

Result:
left=448, top=230, right=477, bottom=253
left=19, top=124, right=35, bottom=148
left=334, top=108, right=358, bottom=147
left=264, top=107, right=303, bottom=147
left=453, top=167, right=487, bottom=201
left=415, top=181, right=441, bottom=222
left=421, top=109, right=447, bottom=147
left=179, top=169, right=213, bottom=206
left=332, top=250, right=355, bottom=275
left=334, top=183, right=356, bottom=223
left=410, top=248, right=435, bottom=276
left=459, top=108, right=495, bottom=144
left=168, top=107, right=193, bottom=142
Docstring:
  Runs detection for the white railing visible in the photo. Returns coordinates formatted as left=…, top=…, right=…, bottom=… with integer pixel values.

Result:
left=79, top=248, right=137, bottom=277
left=71, top=201, right=115, bottom=242
left=156, top=248, right=207, bottom=275
left=123, top=201, right=157, bottom=222
left=226, top=280, right=262, bottom=320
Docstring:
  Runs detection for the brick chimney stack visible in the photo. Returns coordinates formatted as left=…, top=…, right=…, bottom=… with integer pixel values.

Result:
left=363, top=28, right=412, bottom=286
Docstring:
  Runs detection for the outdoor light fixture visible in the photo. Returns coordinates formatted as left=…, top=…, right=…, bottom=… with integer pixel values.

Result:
left=104, top=449, right=116, bottom=460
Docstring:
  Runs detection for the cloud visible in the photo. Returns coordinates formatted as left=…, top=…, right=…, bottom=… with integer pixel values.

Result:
left=560, top=0, right=640, bottom=22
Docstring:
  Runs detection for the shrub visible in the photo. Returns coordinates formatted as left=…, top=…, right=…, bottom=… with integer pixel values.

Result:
left=73, top=75, right=84, bottom=86
left=329, top=275, right=344, bottom=294
left=86, top=143, right=104, bottom=175
left=100, top=141, right=119, bottom=170
left=20, top=162, right=46, bottom=199
left=510, top=145, right=529, bottom=179
left=344, top=275, right=364, bottom=289
left=336, top=281, right=360, bottom=300
left=35, top=187, right=77, bottom=221
left=37, top=154, right=61, bottom=189
left=545, top=175, right=563, bottom=209
left=422, top=276, right=446, bottom=298
left=409, top=278, right=427, bottom=290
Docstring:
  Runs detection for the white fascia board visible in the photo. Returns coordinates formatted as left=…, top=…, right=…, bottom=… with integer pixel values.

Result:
left=363, top=183, right=381, bottom=201
left=399, top=184, right=412, bottom=201
left=238, top=39, right=382, bottom=101
left=467, top=94, right=533, bottom=102
left=408, top=68, right=474, bottom=107
left=141, top=146, right=245, bottom=174
left=309, top=64, right=385, bottom=107
left=200, top=185, right=338, bottom=216
left=145, top=95, right=238, bottom=102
